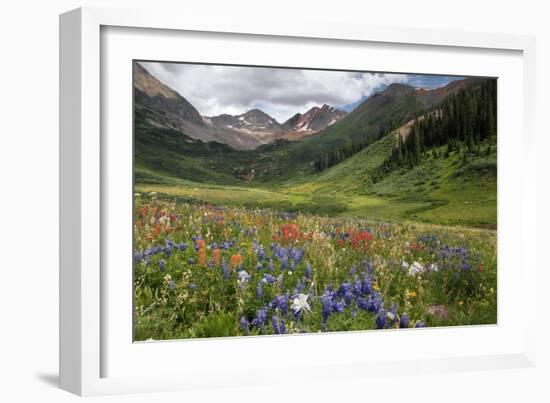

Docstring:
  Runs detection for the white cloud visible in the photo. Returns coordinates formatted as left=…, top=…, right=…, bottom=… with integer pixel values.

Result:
left=139, top=62, right=455, bottom=123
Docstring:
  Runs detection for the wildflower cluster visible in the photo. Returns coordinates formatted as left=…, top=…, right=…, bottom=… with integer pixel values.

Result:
left=133, top=200, right=496, bottom=340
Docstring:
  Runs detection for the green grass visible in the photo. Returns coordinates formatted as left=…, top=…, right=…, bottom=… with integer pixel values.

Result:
left=135, top=117, right=497, bottom=228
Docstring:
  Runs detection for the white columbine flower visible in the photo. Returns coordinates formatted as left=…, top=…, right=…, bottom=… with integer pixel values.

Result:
left=291, top=293, right=310, bottom=314
left=237, top=271, right=251, bottom=286
left=428, top=263, right=439, bottom=272
left=409, top=261, right=426, bottom=276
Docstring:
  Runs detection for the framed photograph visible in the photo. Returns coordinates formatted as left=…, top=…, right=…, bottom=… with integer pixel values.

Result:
left=60, top=7, right=537, bottom=396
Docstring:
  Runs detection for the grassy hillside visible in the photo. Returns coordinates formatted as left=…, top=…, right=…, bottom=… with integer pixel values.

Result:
left=281, top=132, right=497, bottom=227
left=135, top=127, right=496, bottom=228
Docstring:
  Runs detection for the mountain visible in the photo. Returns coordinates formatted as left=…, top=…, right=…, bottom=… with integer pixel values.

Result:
left=246, top=77, right=484, bottom=181
left=279, top=104, right=347, bottom=140
left=135, top=63, right=487, bottom=184
left=134, top=63, right=264, bottom=150
left=135, top=62, right=347, bottom=149
left=208, top=105, right=347, bottom=143
left=134, top=62, right=204, bottom=125
left=207, top=109, right=286, bottom=143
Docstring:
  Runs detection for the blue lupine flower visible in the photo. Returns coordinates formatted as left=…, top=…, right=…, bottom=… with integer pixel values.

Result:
left=239, top=316, right=250, bottom=335
left=361, top=276, right=372, bottom=295
left=221, top=262, right=230, bottom=279
left=189, top=282, right=197, bottom=291
left=159, top=259, right=166, bottom=272
left=356, top=296, right=369, bottom=311
left=256, top=262, right=264, bottom=271
left=352, top=279, right=363, bottom=297
left=386, top=305, right=398, bottom=326
left=333, top=300, right=345, bottom=313
left=289, top=247, right=301, bottom=263
left=258, top=247, right=266, bottom=261
left=343, top=291, right=354, bottom=305
left=268, top=259, right=274, bottom=271
left=263, top=274, right=276, bottom=284
left=276, top=246, right=288, bottom=260
left=320, top=289, right=336, bottom=323
left=376, top=309, right=387, bottom=329
left=305, top=262, right=312, bottom=279
left=251, top=307, right=268, bottom=331
left=270, top=294, right=289, bottom=315
left=339, top=282, right=351, bottom=294
left=290, top=260, right=296, bottom=272
left=415, top=321, right=426, bottom=328
left=272, top=315, right=286, bottom=335
left=366, top=292, right=383, bottom=313
left=256, top=281, right=264, bottom=298
left=400, top=313, right=409, bottom=328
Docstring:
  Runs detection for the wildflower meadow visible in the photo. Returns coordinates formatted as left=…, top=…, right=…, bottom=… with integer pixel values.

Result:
left=133, top=193, right=496, bottom=341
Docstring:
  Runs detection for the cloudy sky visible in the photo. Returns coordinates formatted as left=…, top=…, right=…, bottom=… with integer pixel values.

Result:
left=139, top=61, right=462, bottom=123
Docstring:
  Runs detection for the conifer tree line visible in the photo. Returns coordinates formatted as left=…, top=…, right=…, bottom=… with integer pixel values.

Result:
left=376, top=79, right=497, bottom=176
left=314, top=121, right=395, bottom=172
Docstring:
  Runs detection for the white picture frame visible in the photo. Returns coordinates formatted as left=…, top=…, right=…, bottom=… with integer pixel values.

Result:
left=59, top=6, right=537, bottom=396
